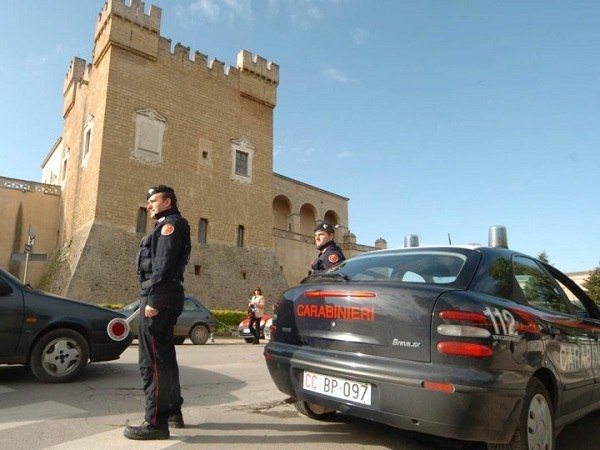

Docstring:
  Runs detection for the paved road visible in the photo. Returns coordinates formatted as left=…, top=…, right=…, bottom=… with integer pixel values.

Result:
left=0, top=338, right=598, bottom=449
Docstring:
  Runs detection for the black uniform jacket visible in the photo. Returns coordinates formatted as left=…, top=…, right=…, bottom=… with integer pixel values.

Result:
left=137, top=209, right=191, bottom=309
left=310, top=240, right=346, bottom=274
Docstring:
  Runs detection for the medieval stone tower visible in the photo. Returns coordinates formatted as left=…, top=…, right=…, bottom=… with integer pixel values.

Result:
left=45, top=0, right=291, bottom=307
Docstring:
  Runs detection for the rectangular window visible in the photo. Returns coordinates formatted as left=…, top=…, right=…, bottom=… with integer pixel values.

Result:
left=237, top=225, right=245, bottom=248
left=198, top=218, right=208, bottom=243
left=83, top=128, right=91, bottom=158
left=235, top=150, right=249, bottom=176
left=230, top=137, right=254, bottom=183
left=134, top=109, right=166, bottom=163
left=136, top=207, right=147, bottom=233
left=61, top=159, right=68, bottom=182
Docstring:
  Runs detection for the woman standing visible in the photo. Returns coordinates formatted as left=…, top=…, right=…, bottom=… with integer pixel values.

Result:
left=248, top=287, right=266, bottom=344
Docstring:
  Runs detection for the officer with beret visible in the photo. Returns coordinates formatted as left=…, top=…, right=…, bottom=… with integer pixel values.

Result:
left=124, top=185, right=191, bottom=441
left=310, top=221, right=346, bottom=274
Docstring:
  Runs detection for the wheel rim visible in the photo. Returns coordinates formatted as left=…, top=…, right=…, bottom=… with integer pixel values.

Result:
left=527, top=392, right=552, bottom=450
left=192, top=326, right=209, bottom=343
left=41, top=337, right=82, bottom=377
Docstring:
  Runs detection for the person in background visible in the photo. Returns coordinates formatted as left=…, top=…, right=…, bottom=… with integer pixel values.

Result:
left=310, top=222, right=346, bottom=274
left=124, top=185, right=191, bottom=441
left=247, top=287, right=266, bottom=344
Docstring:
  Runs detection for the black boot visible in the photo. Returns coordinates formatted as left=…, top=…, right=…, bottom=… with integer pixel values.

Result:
left=123, top=421, right=169, bottom=440
left=168, top=411, right=185, bottom=428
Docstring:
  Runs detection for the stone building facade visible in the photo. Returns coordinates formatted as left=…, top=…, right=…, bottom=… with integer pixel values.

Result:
left=0, top=0, right=379, bottom=309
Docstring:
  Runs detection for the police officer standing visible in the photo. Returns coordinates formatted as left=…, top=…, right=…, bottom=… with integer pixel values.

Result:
left=310, top=222, right=346, bottom=274
left=124, top=185, right=191, bottom=441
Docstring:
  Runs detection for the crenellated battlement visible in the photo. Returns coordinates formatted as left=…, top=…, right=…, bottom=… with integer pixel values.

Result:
left=63, top=57, right=87, bottom=92
left=93, top=0, right=161, bottom=64
left=237, top=49, right=279, bottom=85
left=90, top=1, right=278, bottom=105
left=63, top=57, right=91, bottom=117
left=97, top=0, right=161, bottom=35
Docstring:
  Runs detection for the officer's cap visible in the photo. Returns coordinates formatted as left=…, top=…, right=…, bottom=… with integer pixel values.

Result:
left=314, top=222, right=336, bottom=233
left=147, top=185, right=175, bottom=199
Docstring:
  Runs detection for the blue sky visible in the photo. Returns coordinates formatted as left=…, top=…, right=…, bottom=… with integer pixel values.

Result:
left=1, top=0, right=598, bottom=273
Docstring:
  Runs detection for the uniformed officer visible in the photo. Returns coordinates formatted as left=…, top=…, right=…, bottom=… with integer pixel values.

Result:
left=124, top=185, right=191, bottom=441
left=310, top=222, right=346, bottom=274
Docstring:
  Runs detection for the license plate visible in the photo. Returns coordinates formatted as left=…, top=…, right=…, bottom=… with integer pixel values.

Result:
left=302, top=371, right=371, bottom=405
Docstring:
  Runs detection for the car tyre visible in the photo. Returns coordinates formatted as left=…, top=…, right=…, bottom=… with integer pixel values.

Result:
left=173, top=337, right=185, bottom=345
left=30, top=328, right=89, bottom=383
left=488, top=377, right=554, bottom=450
left=244, top=338, right=255, bottom=343
left=190, top=324, right=210, bottom=345
left=294, top=401, right=337, bottom=421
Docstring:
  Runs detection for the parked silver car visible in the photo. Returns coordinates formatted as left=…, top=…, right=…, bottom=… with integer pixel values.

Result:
left=119, top=297, right=216, bottom=345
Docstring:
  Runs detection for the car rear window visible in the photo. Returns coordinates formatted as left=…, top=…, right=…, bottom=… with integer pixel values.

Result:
left=334, top=250, right=468, bottom=286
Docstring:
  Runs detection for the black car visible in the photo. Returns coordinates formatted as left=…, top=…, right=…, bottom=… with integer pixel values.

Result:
left=119, top=297, right=216, bottom=345
left=0, top=268, right=132, bottom=383
left=264, top=227, right=600, bottom=450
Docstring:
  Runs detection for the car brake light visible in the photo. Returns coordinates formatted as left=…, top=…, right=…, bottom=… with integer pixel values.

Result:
left=439, top=310, right=487, bottom=323
left=304, top=290, right=377, bottom=299
left=437, top=341, right=493, bottom=357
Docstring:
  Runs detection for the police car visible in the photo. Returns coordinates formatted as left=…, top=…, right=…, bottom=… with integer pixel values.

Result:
left=264, top=226, right=600, bottom=450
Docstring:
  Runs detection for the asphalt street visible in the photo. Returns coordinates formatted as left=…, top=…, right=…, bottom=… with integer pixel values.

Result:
left=0, top=338, right=598, bottom=449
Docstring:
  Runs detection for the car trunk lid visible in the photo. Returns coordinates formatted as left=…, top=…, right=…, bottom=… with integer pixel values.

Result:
left=275, top=283, right=457, bottom=362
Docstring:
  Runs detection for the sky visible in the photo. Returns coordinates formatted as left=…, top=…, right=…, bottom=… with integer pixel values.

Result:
left=1, top=0, right=599, bottom=273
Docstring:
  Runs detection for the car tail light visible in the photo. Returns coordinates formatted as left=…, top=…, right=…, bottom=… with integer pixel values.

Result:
left=435, top=305, right=542, bottom=357
left=437, top=324, right=491, bottom=338
left=436, top=309, right=493, bottom=357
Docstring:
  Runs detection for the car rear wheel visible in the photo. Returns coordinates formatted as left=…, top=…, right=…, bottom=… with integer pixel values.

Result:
left=488, top=377, right=554, bottom=450
left=294, top=401, right=337, bottom=420
left=30, top=329, right=89, bottom=383
left=173, top=337, right=185, bottom=345
left=190, top=324, right=210, bottom=345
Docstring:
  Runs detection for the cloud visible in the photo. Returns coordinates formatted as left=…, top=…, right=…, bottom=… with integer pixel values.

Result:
left=268, top=0, right=349, bottom=27
left=187, top=0, right=253, bottom=23
left=352, top=27, right=368, bottom=46
left=337, top=151, right=352, bottom=159
left=323, top=66, right=355, bottom=83
left=275, top=143, right=315, bottom=163
left=25, top=44, right=65, bottom=70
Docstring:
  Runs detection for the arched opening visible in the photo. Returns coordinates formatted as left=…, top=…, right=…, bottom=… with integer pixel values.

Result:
left=272, top=195, right=292, bottom=231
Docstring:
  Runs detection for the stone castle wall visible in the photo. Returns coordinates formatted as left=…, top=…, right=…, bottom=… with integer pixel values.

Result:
left=30, top=0, right=326, bottom=306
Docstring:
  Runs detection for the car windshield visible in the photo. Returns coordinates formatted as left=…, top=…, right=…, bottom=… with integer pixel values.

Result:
left=326, top=249, right=469, bottom=285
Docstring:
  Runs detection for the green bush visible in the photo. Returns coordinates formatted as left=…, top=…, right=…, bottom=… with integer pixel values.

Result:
left=212, top=310, right=247, bottom=335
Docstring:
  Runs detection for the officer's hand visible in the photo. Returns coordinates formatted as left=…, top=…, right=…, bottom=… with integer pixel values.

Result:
left=145, top=305, right=159, bottom=318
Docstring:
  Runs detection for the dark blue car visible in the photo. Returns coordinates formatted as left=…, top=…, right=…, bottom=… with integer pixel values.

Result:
left=0, top=268, right=131, bottom=383
left=264, top=227, right=600, bottom=450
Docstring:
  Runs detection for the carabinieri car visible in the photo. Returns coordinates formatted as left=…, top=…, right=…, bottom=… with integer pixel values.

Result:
left=264, top=227, right=600, bottom=450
